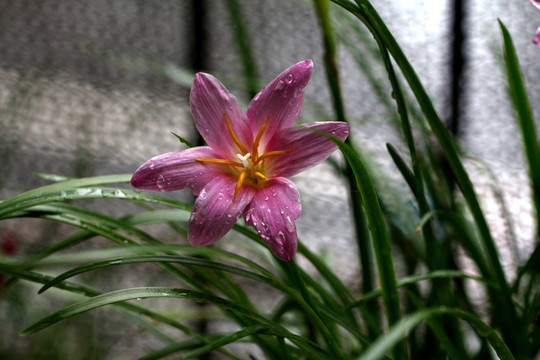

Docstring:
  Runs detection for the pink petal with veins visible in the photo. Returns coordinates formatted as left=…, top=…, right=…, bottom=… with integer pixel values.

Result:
left=244, top=178, right=301, bottom=260
left=131, top=146, right=221, bottom=195
left=247, top=60, right=313, bottom=141
left=266, top=121, right=350, bottom=178
left=190, top=73, right=252, bottom=158
left=189, top=175, right=256, bottom=246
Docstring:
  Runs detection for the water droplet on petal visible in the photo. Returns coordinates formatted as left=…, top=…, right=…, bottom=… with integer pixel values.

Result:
left=280, top=210, right=284, bottom=215
left=253, top=92, right=261, bottom=102
left=199, top=189, right=208, bottom=200
left=276, top=231, right=286, bottom=247
left=285, top=74, right=293, bottom=84
left=156, top=175, right=166, bottom=191
left=275, top=80, right=284, bottom=90
left=264, top=196, right=268, bottom=201
left=285, top=216, right=295, bottom=232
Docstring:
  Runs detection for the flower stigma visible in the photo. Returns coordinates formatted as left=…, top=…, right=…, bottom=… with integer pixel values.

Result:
left=196, top=114, right=292, bottom=200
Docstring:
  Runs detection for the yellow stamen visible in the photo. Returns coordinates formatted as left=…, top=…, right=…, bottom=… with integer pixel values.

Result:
left=224, top=114, right=249, bottom=154
left=254, top=171, right=268, bottom=181
left=233, top=170, right=248, bottom=200
left=254, top=148, right=293, bottom=165
left=196, top=158, right=243, bottom=167
left=252, top=117, right=269, bottom=159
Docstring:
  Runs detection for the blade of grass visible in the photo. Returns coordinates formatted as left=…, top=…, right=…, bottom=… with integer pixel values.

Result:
left=0, top=265, right=240, bottom=359
left=499, top=20, right=540, bottom=239
left=330, top=0, right=520, bottom=351
left=312, top=0, right=380, bottom=341
left=19, top=286, right=331, bottom=359
left=279, top=258, right=345, bottom=359
left=358, top=307, right=515, bottom=360
left=38, top=255, right=274, bottom=294
left=348, top=270, right=494, bottom=309
left=329, top=136, right=403, bottom=345
left=224, top=0, right=259, bottom=97
left=141, top=325, right=268, bottom=360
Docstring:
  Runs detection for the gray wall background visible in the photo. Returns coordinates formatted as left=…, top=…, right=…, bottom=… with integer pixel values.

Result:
left=0, top=0, right=539, bottom=358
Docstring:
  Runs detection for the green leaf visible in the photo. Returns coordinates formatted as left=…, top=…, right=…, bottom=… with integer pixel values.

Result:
left=499, top=20, right=540, bottom=237
left=20, top=287, right=330, bottom=359
left=358, top=307, right=515, bottom=360
left=32, top=173, right=75, bottom=182
left=0, top=174, right=132, bottom=218
left=349, top=270, right=494, bottom=309
left=38, top=255, right=273, bottom=294
left=0, top=185, right=192, bottom=220
left=329, top=0, right=520, bottom=350
left=141, top=325, right=268, bottom=360
left=224, top=0, right=259, bottom=97
left=0, top=265, right=244, bottom=359
left=329, top=136, right=402, bottom=332
left=170, top=132, right=195, bottom=148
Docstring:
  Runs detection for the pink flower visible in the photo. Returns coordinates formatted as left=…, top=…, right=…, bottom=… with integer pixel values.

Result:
left=131, top=60, right=349, bottom=260
left=532, top=0, right=540, bottom=47
left=0, top=231, right=18, bottom=289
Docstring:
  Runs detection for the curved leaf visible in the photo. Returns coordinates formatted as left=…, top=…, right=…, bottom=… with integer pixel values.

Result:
left=358, top=307, right=515, bottom=360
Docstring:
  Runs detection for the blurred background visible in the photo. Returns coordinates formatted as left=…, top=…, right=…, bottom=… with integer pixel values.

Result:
left=0, top=0, right=538, bottom=358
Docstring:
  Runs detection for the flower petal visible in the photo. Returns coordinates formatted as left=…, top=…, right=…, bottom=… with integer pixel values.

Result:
left=265, top=121, right=350, bottom=178
left=246, top=60, right=313, bottom=140
left=534, top=26, right=540, bottom=47
left=188, top=174, right=255, bottom=246
left=190, top=73, right=252, bottom=158
left=531, top=0, right=540, bottom=10
left=131, top=146, right=221, bottom=195
left=243, top=178, right=301, bottom=260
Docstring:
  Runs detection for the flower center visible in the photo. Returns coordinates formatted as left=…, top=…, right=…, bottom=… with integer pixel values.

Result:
left=196, top=114, right=292, bottom=200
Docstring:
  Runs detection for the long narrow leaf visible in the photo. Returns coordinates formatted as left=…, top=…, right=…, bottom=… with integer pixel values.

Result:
left=499, top=20, right=540, bottom=237
left=141, top=325, right=268, bottom=360
left=349, top=270, right=494, bottom=309
left=329, top=136, right=402, bottom=333
left=20, top=286, right=330, bottom=359
left=358, top=307, right=515, bottom=360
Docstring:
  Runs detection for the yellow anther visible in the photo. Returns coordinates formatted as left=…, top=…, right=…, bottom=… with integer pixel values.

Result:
left=224, top=114, right=249, bottom=154
left=252, top=117, right=269, bottom=159
left=196, top=158, right=243, bottom=167
left=254, top=172, right=268, bottom=181
left=233, top=170, right=248, bottom=200
left=253, top=148, right=293, bottom=165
